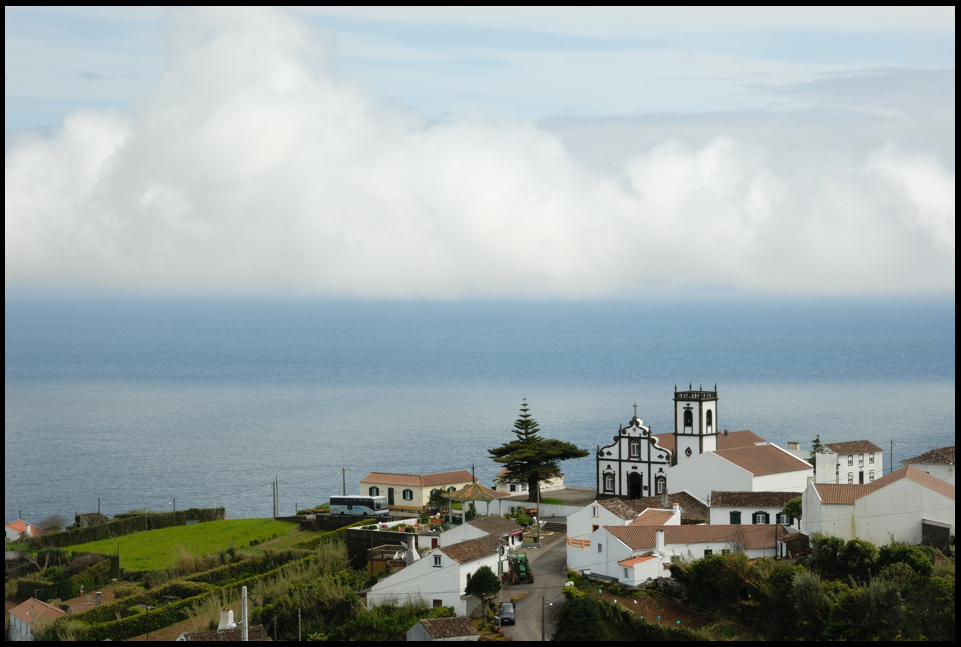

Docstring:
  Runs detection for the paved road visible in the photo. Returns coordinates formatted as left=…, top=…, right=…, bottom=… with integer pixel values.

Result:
left=501, top=537, right=567, bottom=641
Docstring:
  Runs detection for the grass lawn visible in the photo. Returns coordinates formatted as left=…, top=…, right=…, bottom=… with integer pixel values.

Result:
left=63, top=519, right=298, bottom=571
left=541, top=497, right=564, bottom=505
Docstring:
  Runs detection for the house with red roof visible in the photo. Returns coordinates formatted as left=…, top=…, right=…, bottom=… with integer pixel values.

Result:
left=359, top=470, right=474, bottom=511
left=802, top=465, right=955, bottom=548
left=901, top=445, right=955, bottom=486
left=5, top=519, right=43, bottom=543
left=814, top=440, right=884, bottom=485
left=8, top=598, right=66, bottom=641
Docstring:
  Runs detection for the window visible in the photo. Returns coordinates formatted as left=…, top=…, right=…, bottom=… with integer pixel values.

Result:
left=403, top=489, right=414, bottom=501
left=466, top=572, right=472, bottom=586
left=778, top=513, right=791, bottom=525
left=368, top=486, right=379, bottom=496
left=869, top=470, right=875, bottom=481
left=869, top=453, right=875, bottom=464
left=848, top=473, right=854, bottom=484
left=509, top=484, right=516, bottom=492
left=848, top=455, right=854, bottom=466
left=592, top=525, right=599, bottom=533
left=683, top=409, right=693, bottom=429
left=433, top=556, right=442, bottom=567
left=432, top=599, right=443, bottom=608
left=591, top=506, right=598, bottom=518
left=706, top=409, right=713, bottom=430
left=859, top=454, right=864, bottom=467
left=704, top=549, right=713, bottom=556
left=604, top=473, right=615, bottom=492
left=630, top=440, right=640, bottom=457
left=597, top=542, right=603, bottom=553
left=721, top=549, right=731, bottom=555
left=655, top=476, right=666, bottom=495
left=624, top=567, right=630, bottom=578
left=752, top=512, right=769, bottom=524
left=730, top=511, right=741, bottom=525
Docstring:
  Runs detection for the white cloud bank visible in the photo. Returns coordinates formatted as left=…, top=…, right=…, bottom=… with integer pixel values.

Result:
left=4, top=8, right=955, bottom=297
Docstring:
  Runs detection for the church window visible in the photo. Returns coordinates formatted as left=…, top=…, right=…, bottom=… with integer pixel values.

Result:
left=683, top=409, right=693, bottom=429
left=730, top=511, right=741, bottom=525
left=685, top=447, right=692, bottom=457
left=706, top=409, right=713, bottom=431
left=369, top=486, right=379, bottom=496
left=630, top=440, right=640, bottom=457
left=655, top=476, right=666, bottom=495
left=403, top=489, right=414, bottom=501
left=604, top=473, right=615, bottom=492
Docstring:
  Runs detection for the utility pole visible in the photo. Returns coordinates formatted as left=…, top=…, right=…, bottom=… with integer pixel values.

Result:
left=342, top=467, right=346, bottom=496
left=536, top=478, right=541, bottom=545
left=241, top=586, right=248, bottom=641
left=471, top=463, right=475, bottom=483
left=890, top=439, right=894, bottom=476
left=298, top=608, right=302, bottom=641
left=173, top=498, right=176, bottom=513
left=541, top=596, right=546, bottom=641
left=97, top=498, right=100, bottom=516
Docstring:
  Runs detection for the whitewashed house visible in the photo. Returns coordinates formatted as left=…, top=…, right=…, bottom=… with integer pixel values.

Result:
left=814, top=440, right=883, bottom=485
left=439, top=516, right=524, bottom=549
left=406, top=617, right=479, bottom=641
left=367, top=535, right=507, bottom=617
left=360, top=471, right=474, bottom=512
left=901, top=446, right=955, bottom=486
left=4, top=520, right=42, bottom=543
left=669, top=444, right=813, bottom=503
left=492, top=468, right=563, bottom=495
left=567, top=498, right=644, bottom=573
left=587, top=523, right=778, bottom=586
left=802, top=465, right=955, bottom=546
left=709, top=491, right=798, bottom=527
left=7, top=598, right=65, bottom=641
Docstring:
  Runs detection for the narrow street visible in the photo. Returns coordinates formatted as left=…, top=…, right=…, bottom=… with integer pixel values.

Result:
left=501, top=536, right=567, bottom=641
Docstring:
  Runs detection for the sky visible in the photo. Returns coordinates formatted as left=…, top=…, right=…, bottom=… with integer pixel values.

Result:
left=4, top=7, right=956, bottom=298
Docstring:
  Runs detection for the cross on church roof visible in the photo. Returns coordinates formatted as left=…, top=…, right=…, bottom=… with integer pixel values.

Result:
left=633, top=403, right=638, bottom=417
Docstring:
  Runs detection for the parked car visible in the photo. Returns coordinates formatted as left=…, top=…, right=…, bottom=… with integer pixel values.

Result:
left=498, top=602, right=515, bottom=626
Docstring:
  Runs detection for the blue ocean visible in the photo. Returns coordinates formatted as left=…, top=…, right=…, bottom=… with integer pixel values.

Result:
left=4, top=298, right=955, bottom=522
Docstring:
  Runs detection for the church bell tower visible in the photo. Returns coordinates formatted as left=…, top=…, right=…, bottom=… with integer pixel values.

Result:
left=673, top=383, right=718, bottom=466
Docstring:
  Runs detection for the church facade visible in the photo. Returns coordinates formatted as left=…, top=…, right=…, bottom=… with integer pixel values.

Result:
left=596, top=410, right=672, bottom=500
left=672, top=384, right=719, bottom=467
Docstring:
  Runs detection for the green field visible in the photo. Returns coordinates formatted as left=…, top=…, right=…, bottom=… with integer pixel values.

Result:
left=63, top=519, right=298, bottom=571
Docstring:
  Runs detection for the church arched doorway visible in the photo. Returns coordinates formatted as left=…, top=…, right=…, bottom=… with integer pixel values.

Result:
left=627, top=472, right=642, bottom=500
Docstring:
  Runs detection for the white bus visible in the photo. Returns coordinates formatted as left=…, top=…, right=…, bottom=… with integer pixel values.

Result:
left=329, top=495, right=389, bottom=517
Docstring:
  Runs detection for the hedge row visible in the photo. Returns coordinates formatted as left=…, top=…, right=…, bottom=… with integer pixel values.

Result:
left=68, top=579, right=214, bottom=625
left=294, top=519, right=367, bottom=550
left=76, top=554, right=319, bottom=641
left=183, top=550, right=309, bottom=587
left=17, top=555, right=119, bottom=602
left=26, top=508, right=226, bottom=549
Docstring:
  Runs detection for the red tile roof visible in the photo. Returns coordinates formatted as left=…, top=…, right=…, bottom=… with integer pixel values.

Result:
left=466, top=516, right=523, bottom=536
left=439, top=534, right=506, bottom=564
left=179, top=625, right=271, bottom=641
left=5, top=519, right=41, bottom=535
left=618, top=555, right=656, bottom=567
left=448, top=481, right=509, bottom=501
left=626, top=492, right=709, bottom=522
left=598, top=497, right=642, bottom=520
left=418, top=617, right=478, bottom=639
left=607, top=524, right=778, bottom=551
left=628, top=508, right=675, bottom=526
left=901, top=446, right=955, bottom=467
left=710, top=491, right=799, bottom=507
left=872, top=465, right=955, bottom=500
left=713, top=444, right=812, bottom=476
left=653, top=429, right=765, bottom=453
left=360, top=470, right=474, bottom=487
left=824, top=440, right=883, bottom=454
left=814, top=483, right=885, bottom=505
left=8, top=598, right=66, bottom=626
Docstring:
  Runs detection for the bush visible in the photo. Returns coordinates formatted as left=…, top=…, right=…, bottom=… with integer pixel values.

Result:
left=25, top=508, right=225, bottom=550
left=877, top=542, right=933, bottom=576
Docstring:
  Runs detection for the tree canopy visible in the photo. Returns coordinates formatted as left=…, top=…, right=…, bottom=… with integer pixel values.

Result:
left=488, top=399, right=589, bottom=502
left=464, top=565, right=501, bottom=608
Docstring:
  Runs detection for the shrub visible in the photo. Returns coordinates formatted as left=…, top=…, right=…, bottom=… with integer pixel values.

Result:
left=877, top=542, right=933, bottom=576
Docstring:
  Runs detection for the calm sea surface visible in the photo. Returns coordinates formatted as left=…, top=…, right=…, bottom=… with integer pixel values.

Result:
left=5, top=298, right=955, bottom=522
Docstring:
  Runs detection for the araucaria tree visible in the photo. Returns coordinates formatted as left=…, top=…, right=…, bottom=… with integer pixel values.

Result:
left=488, top=399, right=589, bottom=502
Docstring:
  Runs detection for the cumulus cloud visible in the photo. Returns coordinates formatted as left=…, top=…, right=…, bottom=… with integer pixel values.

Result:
left=4, top=8, right=955, bottom=297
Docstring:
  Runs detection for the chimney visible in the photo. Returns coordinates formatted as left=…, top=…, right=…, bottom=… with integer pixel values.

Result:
left=672, top=504, right=680, bottom=517
left=95, top=591, right=102, bottom=606
left=788, top=441, right=800, bottom=450
left=655, top=528, right=665, bottom=553
left=660, top=485, right=668, bottom=509
left=218, top=609, right=235, bottom=630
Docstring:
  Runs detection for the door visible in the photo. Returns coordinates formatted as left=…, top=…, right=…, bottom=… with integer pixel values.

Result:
left=627, top=472, right=642, bottom=499
left=388, top=487, right=395, bottom=505
left=858, top=471, right=864, bottom=484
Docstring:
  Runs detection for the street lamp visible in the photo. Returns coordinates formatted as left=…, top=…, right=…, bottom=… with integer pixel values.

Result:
left=541, top=596, right=553, bottom=641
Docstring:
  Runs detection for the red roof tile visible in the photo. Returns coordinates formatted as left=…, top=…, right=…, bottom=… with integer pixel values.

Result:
left=710, top=491, right=799, bottom=507
left=629, top=509, right=675, bottom=526
left=901, top=446, right=955, bottom=467
left=824, top=440, right=883, bottom=454
left=419, top=617, right=478, bottom=639
left=653, top=429, right=765, bottom=453
left=607, top=524, right=778, bottom=551
left=360, top=470, right=474, bottom=487
left=713, top=444, right=812, bottom=476
left=813, top=483, right=885, bottom=505
left=872, top=465, right=955, bottom=500
left=8, top=598, right=66, bottom=626
left=618, top=555, right=657, bottom=567
left=439, top=534, right=506, bottom=563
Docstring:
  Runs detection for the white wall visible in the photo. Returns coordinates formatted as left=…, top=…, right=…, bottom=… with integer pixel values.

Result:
left=910, top=463, right=955, bottom=486
left=8, top=615, right=31, bottom=642
left=669, top=453, right=753, bottom=502
left=709, top=506, right=793, bottom=526
left=566, top=502, right=632, bottom=572
left=753, top=468, right=812, bottom=494
left=853, top=478, right=955, bottom=545
left=439, top=524, right=487, bottom=548
left=815, top=451, right=882, bottom=484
